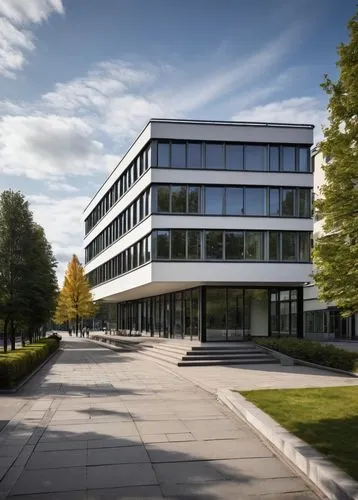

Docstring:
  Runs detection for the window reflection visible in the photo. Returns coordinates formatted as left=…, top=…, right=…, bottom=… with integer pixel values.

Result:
left=226, top=187, right=244, bottom=215
left=269, top=232, right=280, bottom=260
left=226, top=144, right=243, bottom=170
left=158, top=142, right=170, bottom=167
left=225, top=231, right=244, bottom=259
left=187, top=142, right=202, bottom=168
left=157, top=230, right=170, bottom=259
left=269, top=146, right=280, bottom=171
left=157, top=185, right=170, bottom=212
left=171, top=142, right=186, bottom=168
left=269, top=188, right=280, bottom=216
left=282, top=147, right=296, bottom=172
left=299, top=148, right=310, bottom=172
left=171, top=230, right=186, bottom=259
left=188, top=186, right=200, bottom=213
left=171, top=185, right=187, bottom=213
left=245, top=145, right=265, bottom=171
left=205, top=187, right=224, bottom=215
left=282, top=232, right=296, bottom=260
left=206, top=143, right=225, bottom=169
left=282, top=188, right=295, bottom=216
left=245, top=188, right=266, bottom=216
left=205, top=231, right=223, bottom=259
left=188, top=230, right=201, bottom=259
left=245, top=232, right=263, bottom=259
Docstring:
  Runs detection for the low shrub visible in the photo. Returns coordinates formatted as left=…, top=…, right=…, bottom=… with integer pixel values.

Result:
left=0, top=338, right=59, bottom=389
left=255, top=337, right=358, bottom=372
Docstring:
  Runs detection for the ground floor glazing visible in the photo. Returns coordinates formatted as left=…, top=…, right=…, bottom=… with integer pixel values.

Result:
left=102, top=285, right=303, bottom=342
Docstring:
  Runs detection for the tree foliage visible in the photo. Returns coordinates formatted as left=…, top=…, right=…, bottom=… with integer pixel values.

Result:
left=313, top=10, right=358, bottom=316
left=55, top=255, right=97, bottom=334
left=0, top=190, right=58, bottom=352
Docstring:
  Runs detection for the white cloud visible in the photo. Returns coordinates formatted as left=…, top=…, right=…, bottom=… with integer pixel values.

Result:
left=0, top=0, right=64, bottom=78
left=47, top=182, right=80, bottom=193
left=232, top=97, right=327, bottom=141
left=0, top=115, right=116, bottom=179
left=27, top=194, right=89, bottom=283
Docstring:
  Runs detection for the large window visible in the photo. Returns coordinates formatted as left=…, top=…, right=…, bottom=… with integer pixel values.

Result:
left=157, top=185, right=170, bottom=212
left=269, top=146, right=280, bottom=171
left=282, top=232, right=296, bottom=261
left=245, top=188, right=266, bottom=216
left=226, top=144, right=243, bottom=170
left=226, top=187, right=244, bottom=215
left=171, top=142, right=186, bottom=168
left=299, top=232, right=310, bottom=261
left=282, top=146, right=296, bottom=172
left=205, top=231, right=223, bottom=259
left=245, top=231, right=263, bottom=259
left=171, top=230, right=186, bottom=259
left=158, top=142, right=170, bottom=167
left=188, top=186, right=200, bottom=213
left=298, top=189, right=310, bottom=217
left=206, top=143, right=224, bottom=169
left=245, top=145, right=265, bottom=171
left=269, top=231, right=280, bottom=260
left=171, top=185, right=187, bottom=213
left=205, top=187, right=224, bottom=215
left=269, top=188, right=280, bottom=216
left=225, top=231, right=244, bottom=260
left=156, top=230, right=170, bottom=259
left=299, top=148, right=310, bottom=172
left=188, top=230, right=201, bottom=259
left=187, top=142, right=202, bottom=168
left=281, top=188, right=295, bottom=216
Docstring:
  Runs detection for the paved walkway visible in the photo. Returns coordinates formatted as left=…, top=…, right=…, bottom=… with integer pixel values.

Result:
left=0, top=337, right=322, bottom=499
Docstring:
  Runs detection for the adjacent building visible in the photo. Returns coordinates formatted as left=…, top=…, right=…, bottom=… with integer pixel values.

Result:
left=84, top=119, right=314, bottom=342
left=303, top=146, right=356, bottom=340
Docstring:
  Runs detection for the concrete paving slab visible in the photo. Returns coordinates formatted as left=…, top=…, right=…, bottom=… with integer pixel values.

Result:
left=26, top=449, right=87, bottom=469
left=86, top=485, right=164, bottom=499
left=9, top=492, right=86, bottom=500
left=86, top=463, right=157, bottom=489
left=87, top=445, right=149, bottom=466
left=10, top=467, right=86, bottom=495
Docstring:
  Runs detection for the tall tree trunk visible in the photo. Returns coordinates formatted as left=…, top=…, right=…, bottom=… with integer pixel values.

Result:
left=10, top=320, right=15, bottom=350
left=27, top=325, right=33, bottom=344
left=3, top=319, right=8, bottom=354
left=75, top=313, right=79, bottom=336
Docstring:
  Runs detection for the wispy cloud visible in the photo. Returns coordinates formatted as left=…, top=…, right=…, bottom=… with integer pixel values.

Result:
left=232, top=97, right=327, bottom=140
left=0, top=0, right=64, bottom=78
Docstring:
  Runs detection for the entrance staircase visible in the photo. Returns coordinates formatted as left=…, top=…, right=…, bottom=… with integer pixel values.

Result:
left=91, top=334, right=278, bottom=367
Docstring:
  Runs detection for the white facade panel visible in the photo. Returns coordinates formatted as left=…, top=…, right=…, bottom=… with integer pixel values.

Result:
left=91, top=264, right=152, bottom=301
left=152, top=215, right=312, bottom=232
left=84, top=169, right=152, bottom=245
left=151, top=168, right=313, bottom=188
left=83, top=123, right=152, bottom=217
left=151, top=121, right=313, bottom=145
left=85, top=217, right=152, bottom=273
left=151, top=261, right=312, bottom=286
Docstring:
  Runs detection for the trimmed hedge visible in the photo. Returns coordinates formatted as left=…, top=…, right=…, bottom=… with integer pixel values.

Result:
left=255, top=337, right=358, bottom=372
left=0, top=338, right=59, bottom=389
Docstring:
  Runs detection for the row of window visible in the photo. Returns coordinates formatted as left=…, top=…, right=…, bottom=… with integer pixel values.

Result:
left=153, top=229, right=311, bottom=262
left=85, top=189, right=151, bottom=263
left=155, top=140, right=311, bottom=172
left=85, top=144, right=151, bottom=234
left=154, top=184, right=312, bottom=218
left=87, top=234, right=151, bottom=287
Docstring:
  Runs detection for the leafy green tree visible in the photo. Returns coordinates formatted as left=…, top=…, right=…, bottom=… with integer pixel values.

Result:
left=55, top=255, right=97, bottom=335
left=313, top=10, right=358, bottom=316
left=0, top=191, right=33, bottom=352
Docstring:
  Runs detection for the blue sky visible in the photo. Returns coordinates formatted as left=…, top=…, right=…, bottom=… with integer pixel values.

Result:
left=0, top=0, right=354, bottom=282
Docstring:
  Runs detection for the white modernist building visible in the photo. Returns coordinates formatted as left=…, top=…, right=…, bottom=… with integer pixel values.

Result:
left=84, top=119, right=314, bottom=342
left=303, top=147, right=356, bottom=340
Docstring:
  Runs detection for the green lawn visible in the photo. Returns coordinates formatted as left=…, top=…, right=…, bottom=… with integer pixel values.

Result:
left=240, top=386, right=358, bottom=481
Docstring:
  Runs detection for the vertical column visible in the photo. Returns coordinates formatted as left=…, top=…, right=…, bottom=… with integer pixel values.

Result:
left=200, top=287, right=206, bottom=343
left=297, top=287, right=304, bottom=338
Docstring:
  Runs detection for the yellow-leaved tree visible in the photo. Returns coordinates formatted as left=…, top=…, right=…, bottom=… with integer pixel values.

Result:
left=54, top=255, right=97, bottom=334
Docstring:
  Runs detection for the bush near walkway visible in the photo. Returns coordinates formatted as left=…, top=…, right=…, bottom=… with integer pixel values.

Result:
left=0, top=338, right=59, bottom=389
left=255, top=337, right=358, bottom=372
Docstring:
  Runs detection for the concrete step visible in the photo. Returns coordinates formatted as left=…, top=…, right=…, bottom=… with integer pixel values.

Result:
left=178, top=358, right=278, bottom=367
left=149, top=344, right=194, bottom=355
left=139, top=347, right=182, bottom=365
left=191, top=344, right=254, bottom=351
left=182, top=353, right=273, bottom=361
left=185, top=349, right=260, bottom=356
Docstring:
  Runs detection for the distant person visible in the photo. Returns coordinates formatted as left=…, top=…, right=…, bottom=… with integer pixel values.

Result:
left=68, top=328, right=72, bottom=337
left=86, top=327, right=89, bottom=338
left=82, top=327, right=86, bottom=338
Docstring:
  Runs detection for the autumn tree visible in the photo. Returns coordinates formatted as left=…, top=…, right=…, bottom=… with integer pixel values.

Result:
left=313, top=10, right=358, bottom=316
left=55, top=255, right=97, bottom=335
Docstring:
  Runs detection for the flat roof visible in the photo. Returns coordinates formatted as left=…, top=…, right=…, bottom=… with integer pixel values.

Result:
left=84, top=118, right=315, bottom=213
